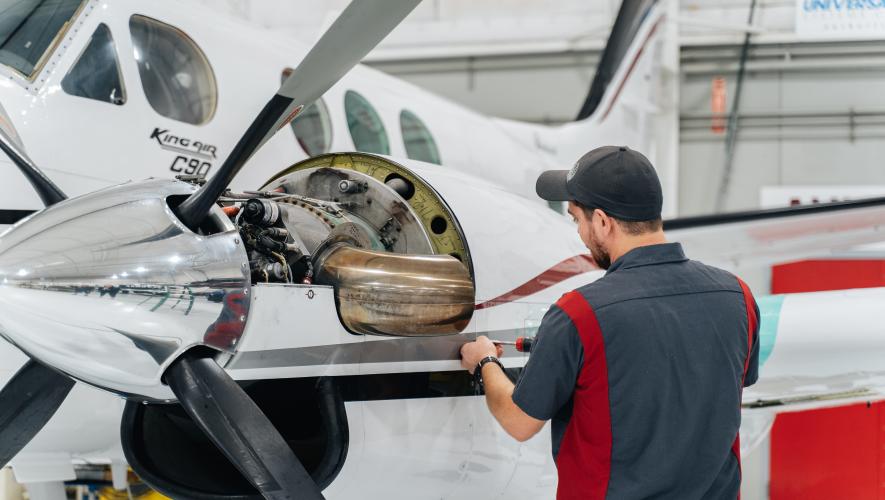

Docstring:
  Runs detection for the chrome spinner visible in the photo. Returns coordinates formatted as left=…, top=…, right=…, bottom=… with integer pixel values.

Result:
left=0, top=179, right=250, bottom=401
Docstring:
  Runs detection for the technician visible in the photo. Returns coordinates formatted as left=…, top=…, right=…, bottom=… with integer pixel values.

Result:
left=461, top=146, right=760, bottom=499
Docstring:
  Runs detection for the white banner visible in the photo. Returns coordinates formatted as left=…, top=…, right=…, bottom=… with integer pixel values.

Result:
left=796, top=0, right=885, bottom=38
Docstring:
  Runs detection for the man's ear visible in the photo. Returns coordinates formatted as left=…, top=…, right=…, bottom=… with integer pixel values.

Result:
left=593, top=209, right=610, bottom=233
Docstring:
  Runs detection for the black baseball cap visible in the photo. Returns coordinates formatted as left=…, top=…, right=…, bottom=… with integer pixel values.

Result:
left=536, top=146, right=663, bottom=221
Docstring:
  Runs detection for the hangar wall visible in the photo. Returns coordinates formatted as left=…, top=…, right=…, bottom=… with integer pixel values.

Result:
left=374, top=42, right=885, bottom=216
left=199, top=0, right=885, bottom=217
left=359, top=1, right=885, bottom=217
left=679, top=44, right=885, bottom=215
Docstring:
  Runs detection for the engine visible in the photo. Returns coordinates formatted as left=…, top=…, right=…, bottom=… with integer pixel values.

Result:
left=121, top=153, right=477, bottom=498
left=222, top=153, right=475, bottom=336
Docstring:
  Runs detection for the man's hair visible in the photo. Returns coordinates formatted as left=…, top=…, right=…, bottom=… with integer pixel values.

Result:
left=575, top=202, right=663, bottom=236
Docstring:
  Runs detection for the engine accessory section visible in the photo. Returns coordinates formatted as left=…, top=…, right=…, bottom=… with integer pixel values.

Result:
left=217, top=152, right=475, bottom=336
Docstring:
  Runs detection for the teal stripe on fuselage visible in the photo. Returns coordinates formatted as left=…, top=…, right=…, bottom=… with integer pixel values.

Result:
left=757, top=295, right=785, bottom=367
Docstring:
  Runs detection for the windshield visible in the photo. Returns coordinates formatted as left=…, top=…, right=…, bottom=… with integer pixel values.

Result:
left=0, top=0, right=85, bottom=78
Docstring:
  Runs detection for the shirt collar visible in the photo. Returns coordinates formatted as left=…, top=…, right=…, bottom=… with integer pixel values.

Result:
left=605, top=242, right=688, bottom=275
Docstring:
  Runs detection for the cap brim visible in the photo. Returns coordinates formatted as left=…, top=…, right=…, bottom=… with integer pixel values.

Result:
left=535, top=170, right=571, bottom=201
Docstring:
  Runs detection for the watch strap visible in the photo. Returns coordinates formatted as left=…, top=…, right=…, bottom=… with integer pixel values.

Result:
left=475, top=356, right=504, bottom=386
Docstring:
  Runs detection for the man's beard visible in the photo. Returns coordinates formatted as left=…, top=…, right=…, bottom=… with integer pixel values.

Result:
left=588, top=231, right=611, bottom=270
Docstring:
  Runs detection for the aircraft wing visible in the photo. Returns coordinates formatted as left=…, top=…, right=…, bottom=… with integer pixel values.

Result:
left=733, top=286, right=885, bottom=455
left=665, top=197, right=885, bottom=269
left=738, top=372, right=885, bottom=457
left=743, top=375, right=885, bottom=415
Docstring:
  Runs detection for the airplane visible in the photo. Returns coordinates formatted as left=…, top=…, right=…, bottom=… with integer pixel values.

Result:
left=0, top=0, right=666, bottom=226
left=0, top=0, right=667, bottom=495
left=0, top=0, right=672, bottom=492
left=3, top=0, right=885, bottom=499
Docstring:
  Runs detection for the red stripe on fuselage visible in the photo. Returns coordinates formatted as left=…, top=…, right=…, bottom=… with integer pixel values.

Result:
left=476, top=254, right=599, bottom=310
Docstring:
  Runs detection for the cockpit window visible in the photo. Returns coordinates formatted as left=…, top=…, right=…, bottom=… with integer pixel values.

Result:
left=0, top=0, right=85, bottom=78
left=281, top=68, right=331, bottom=156
left=129, top=15, right=217, bottom=125
left=345, top=90, right=389, bottom=155
left=62, top=24, right=125, bottom=105
left=400, top=110, right=441, bottom=165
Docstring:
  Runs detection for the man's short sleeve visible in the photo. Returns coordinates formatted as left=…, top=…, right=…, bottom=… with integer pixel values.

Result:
left=512, top=304, right=584, bottom=421
left=744, top=296, right=761, bottom=387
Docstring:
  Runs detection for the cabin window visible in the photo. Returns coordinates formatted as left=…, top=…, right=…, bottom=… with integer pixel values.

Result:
left=400, top=110, right=441, bottom=165
left=291, top=99, right=332, bottom=156
left=344, top=90, right=389, bottom=155
left=61, top=24, right=125, bottom=105
left=281, top=68, right=331, bottom=156
left=0, top=0, right=85, bottom=78
left=129, top=15, right=217, bottom=125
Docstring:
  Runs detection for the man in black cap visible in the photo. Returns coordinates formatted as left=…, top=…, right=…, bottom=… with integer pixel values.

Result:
left=461, top=146, right=760, bottom=499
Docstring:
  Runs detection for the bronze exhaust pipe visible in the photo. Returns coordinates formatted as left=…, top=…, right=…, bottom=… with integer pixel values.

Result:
left=314, top=245, right=475, bottom=336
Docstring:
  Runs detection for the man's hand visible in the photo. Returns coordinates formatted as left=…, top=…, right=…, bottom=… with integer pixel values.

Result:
left=460, top=335, right=504, bottom=374
left=461, top=335, right=545, bottom=442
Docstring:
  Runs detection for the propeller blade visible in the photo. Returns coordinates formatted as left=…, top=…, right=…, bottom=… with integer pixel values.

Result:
left=165, top=354, right=325, bottom=500
left=176, top=0, right=422, bottom=230
left=0, top=127, right=66, bottom=207
left=0, top=360, right=75, bottom=467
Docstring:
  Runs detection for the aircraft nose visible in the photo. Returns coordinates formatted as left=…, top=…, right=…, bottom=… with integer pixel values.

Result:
left=0, top=178, right=250, bottom=401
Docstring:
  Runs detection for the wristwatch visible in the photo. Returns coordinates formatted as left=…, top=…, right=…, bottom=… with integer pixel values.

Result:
left=474, top=355, right=505, bottom=387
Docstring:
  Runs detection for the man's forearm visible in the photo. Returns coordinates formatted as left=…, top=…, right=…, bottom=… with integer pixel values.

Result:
left=481, top=363, right=543, bottom=442
left=482, top=363, right=516, bottom=416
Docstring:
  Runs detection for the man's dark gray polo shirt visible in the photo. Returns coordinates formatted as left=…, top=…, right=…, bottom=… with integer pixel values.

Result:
left=512, top=242, right=760, bottom=499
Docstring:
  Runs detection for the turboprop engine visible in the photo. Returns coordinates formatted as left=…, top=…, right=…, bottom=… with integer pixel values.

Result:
left=0, top=152, right=476, bottom=497
left=0, top=152, right=475, bottom=399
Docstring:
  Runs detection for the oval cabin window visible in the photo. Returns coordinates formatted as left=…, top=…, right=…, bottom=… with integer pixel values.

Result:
left=129, top=15, right=217, bottom=125
left=400, top=110, right=441, bottom=165
left=290, top=99, right=332, bottom=156
left=344, top=90, right=389, bottom=155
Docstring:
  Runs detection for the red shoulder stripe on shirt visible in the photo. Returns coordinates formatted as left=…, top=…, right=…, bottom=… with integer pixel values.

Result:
left=732, top=277, right=758, bottom=497
left=554, top=291, right=612, bottom=500
left=737, top=278, right=758, bottom=381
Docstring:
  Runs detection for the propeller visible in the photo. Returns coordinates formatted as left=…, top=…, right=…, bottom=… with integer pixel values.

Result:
left=0, top=361, right=75, bottom=467
left=165, top=355, right=324, bottom=500
left=176, top=0, right=422, bottom=231
left=0, top=0, right=421, bottom=497
left=0, top=126, right=71, bottom=468
left=0, top=124, right=66, bottom=206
